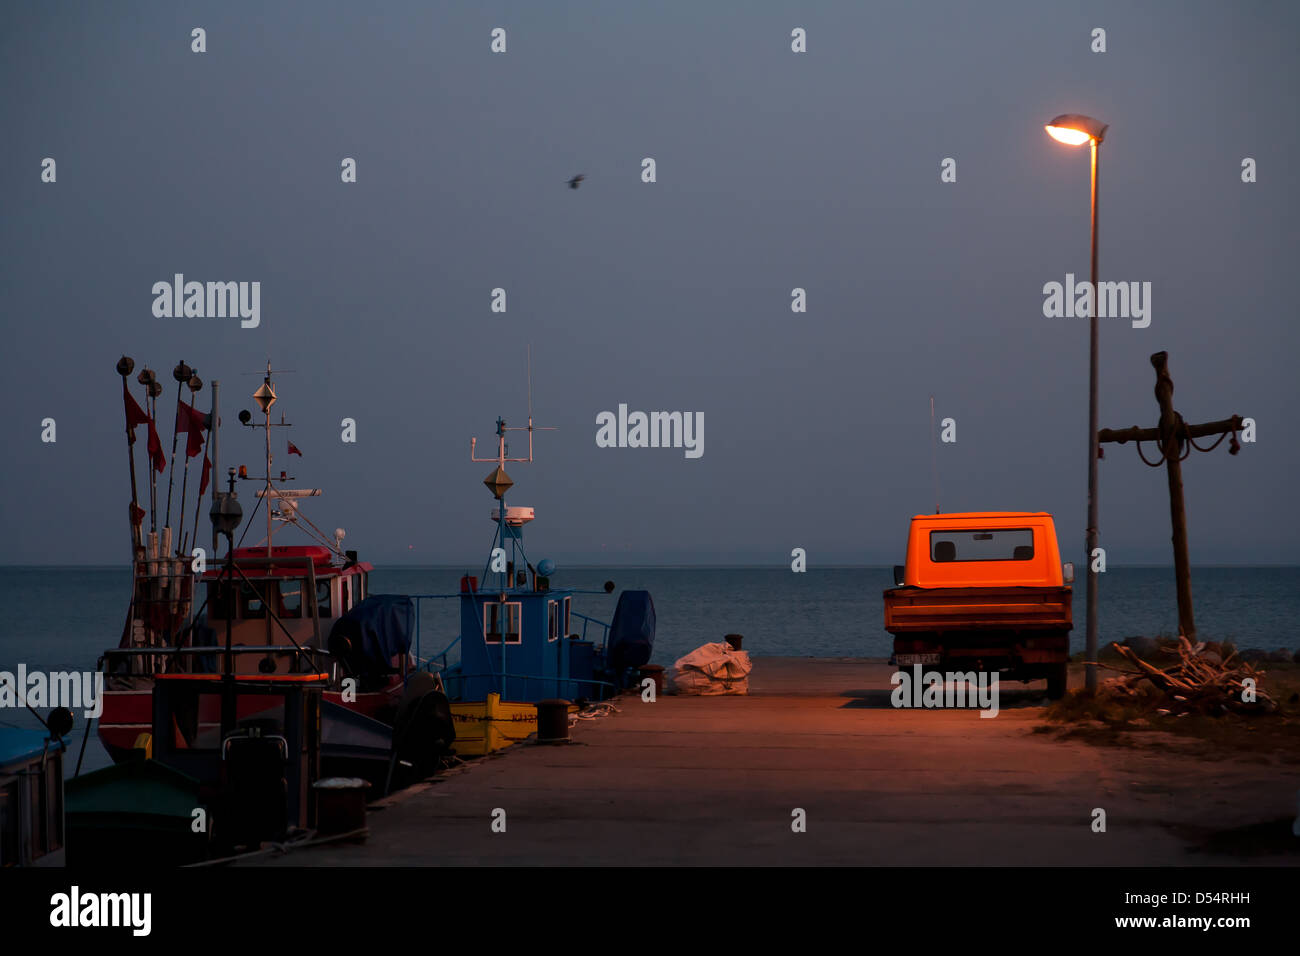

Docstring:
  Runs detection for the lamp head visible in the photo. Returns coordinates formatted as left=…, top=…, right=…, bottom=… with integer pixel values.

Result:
left=1045, top=113, right=1108, bottom=145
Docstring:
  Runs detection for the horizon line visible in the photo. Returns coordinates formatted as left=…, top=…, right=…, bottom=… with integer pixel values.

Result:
left=2, top=562, right=1297, bottom=571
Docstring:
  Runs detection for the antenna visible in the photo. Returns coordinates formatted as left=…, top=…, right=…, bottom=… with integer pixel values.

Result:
left=469, top=348, right=556, bottom=465
left=930, top=395, right=941, bottom=515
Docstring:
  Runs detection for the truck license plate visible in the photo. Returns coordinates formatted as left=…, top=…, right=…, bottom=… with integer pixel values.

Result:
left=897, top=653, right=941, bottom=666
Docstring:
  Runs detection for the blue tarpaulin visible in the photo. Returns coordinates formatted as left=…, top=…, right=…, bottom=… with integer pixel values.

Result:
left=328, top=594, right=414, bottom=676
left=607, top=590, right=656, bottom=673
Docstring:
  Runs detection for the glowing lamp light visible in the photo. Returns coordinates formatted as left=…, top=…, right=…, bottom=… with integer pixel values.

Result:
left=1044, top=113, right=1108, bottom=146
left=1045, top=126, right=1091, bottom=146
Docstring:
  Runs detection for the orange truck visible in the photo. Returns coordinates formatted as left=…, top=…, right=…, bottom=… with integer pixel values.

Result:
left=883, top=512, right=1075, bottom=698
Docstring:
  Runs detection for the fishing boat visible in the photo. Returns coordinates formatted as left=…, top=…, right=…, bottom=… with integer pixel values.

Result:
left=96, top=359, right=451, bottom=789
left=420, top=408, right=658, bottom=754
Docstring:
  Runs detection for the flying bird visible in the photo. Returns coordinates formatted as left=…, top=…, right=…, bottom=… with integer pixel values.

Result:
left=567, top=174, right=586, bottom=189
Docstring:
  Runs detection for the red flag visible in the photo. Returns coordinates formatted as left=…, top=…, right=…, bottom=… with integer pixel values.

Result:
left=199, top=455, right=212, bottom=496
left=174, top=402, right=209, bottom=458
left=130, top=503, right=146, bottom=526
left=124, top=390, right=150, bottom=430
left=287, top=440, right=302, bottom=457
left=147, top=418, right=166, bottom=473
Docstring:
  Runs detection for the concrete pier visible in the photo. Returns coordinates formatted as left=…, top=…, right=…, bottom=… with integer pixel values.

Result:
left=245, top=658, right=1298, bottom=866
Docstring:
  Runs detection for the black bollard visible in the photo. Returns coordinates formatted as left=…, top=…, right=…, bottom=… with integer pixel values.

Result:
left=536, top=699, right=571, bottom=743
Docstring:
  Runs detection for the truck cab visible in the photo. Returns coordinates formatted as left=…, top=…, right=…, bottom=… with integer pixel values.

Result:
left=883, top=512, right=1074, bottom=698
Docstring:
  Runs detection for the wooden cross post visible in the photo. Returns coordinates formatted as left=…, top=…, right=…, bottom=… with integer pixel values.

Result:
left=1097, top=351, right=1243, bottom=641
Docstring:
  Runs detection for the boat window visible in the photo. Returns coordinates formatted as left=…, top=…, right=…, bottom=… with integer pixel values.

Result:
left=341, top=578, right=351, bottom=614
left=280, top=580, right=303, bottom=619
left=548, top=601, right=559, bottom=642
left=316, top=579, right=332, bottom=619
left=483, top=602, right=522, bottom=644
left=563, top=597, right=572, bottom=638
left=929, top=528, right=1035, bottom=562
left=240, top=580, right=272, bottom=619
left=356, top=572, right=366, bottom=602
left=207, top=580, right=234, bottom=620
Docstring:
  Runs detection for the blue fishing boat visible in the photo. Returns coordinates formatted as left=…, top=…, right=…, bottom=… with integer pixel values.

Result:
left=416, top=412, right=657, bottom=753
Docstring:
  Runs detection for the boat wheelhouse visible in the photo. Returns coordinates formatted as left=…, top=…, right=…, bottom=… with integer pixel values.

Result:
left=198, top=543, right=372, bottom=677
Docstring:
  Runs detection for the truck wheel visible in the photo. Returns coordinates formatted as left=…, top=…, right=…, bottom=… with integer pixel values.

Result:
left=1046, top=663, right=1068, bottom=699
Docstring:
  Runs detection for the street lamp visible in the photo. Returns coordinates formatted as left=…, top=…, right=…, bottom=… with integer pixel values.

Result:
left=1046, top=112, right=1107, bottom=694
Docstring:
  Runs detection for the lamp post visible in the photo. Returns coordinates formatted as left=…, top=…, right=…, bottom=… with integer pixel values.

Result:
left=1045, top=113, right=1108, bottom=693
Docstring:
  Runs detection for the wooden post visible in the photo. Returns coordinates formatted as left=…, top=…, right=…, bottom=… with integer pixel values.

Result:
left=1152, top=352, right=1195, bottom=640
left=1097, top=351, right=1243, bottom=641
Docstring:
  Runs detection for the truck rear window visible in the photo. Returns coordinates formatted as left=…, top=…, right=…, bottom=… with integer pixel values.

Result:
left=929, top=528, right=1034, bottom=562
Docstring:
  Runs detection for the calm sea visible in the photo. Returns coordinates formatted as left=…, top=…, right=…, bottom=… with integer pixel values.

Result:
left=2, top=565, right=1296, bottom=775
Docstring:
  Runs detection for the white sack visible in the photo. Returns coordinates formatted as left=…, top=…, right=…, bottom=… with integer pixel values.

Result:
left=671, top=641, right=752, bottom=696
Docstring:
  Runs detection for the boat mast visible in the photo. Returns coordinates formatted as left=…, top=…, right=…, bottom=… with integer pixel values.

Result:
left=474, top=417, right=515, bottom=589
left=251, top=361, right=277, bottom=558
left=209, top=378, right=220, bottom=561
left=471, top=429, right=556, bottom=577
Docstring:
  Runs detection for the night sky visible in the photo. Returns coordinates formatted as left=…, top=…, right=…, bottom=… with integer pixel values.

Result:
left=2, top=1, right=1296, bottom=566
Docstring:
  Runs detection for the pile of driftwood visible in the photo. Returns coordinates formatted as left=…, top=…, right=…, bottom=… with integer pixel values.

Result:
left=1104, top=636, right=1274, bottom=715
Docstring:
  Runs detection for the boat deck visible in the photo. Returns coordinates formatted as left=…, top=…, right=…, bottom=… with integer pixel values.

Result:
left=241, top=657, right=1298, bottom=866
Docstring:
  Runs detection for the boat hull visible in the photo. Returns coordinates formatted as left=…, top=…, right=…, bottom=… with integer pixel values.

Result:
left=97, top=680, right=403, bottom=772
left=449, top=694, right=539, bottom=755
left=447, top=694, right=579, bottom=755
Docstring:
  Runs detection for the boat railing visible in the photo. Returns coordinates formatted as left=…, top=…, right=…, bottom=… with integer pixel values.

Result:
left=413, top=641, right=458, bottom=676
left=569, top=611, right=611, bottom=650
left=406, top=594, right=461, bottom=671
left=102, top=644, right=336, bottom=677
